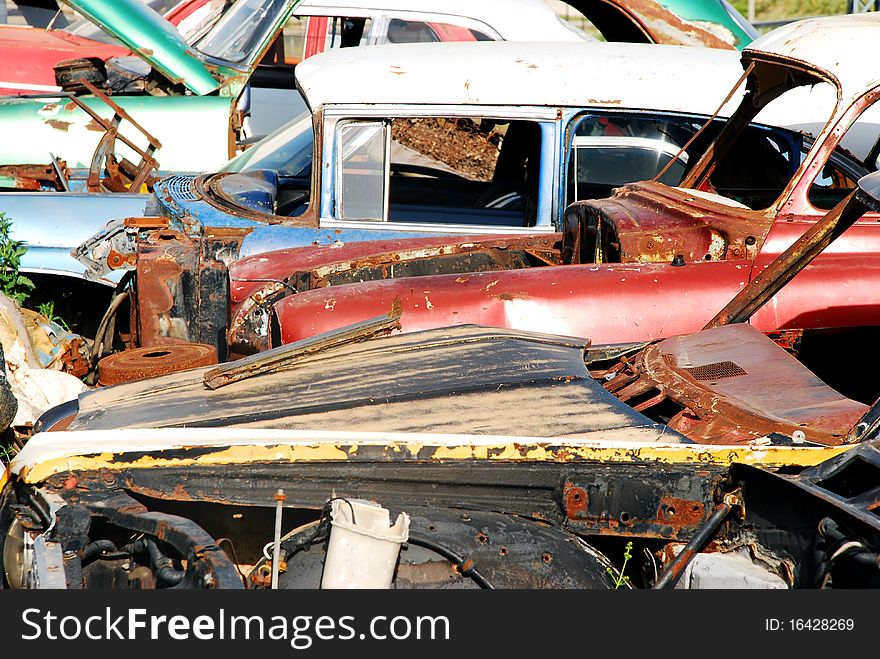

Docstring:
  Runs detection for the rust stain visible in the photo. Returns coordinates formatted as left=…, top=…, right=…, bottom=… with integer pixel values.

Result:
left=45, top=119, right=71, bottom=131
left=625, top=0, right=735, bottom=49
left=658, top=496, right=706, bottom=528
left=564, top=483, right=589, bottom=518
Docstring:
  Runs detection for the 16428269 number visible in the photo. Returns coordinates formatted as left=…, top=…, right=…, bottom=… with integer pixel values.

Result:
left=790, top=619, right=854, bottom=631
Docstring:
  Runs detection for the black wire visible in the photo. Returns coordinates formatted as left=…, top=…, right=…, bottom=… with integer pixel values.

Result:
left=276, top=497, right=357, bottom=562
left=19, top=486, right=52, bottom=528
left=324, top=496, right=357, bottom=525
left=216, top=537, right=249, bottom=589
left=279, top=501, right=336, bottom=560
left=407, top=534, right=494, bottom=589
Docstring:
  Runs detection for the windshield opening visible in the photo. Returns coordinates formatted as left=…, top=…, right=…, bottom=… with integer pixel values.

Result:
left=196, top=0, right=288, bottom=63
left=683, top=64, right=838, bottom=210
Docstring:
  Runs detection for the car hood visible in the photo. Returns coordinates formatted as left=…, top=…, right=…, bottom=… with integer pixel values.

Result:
left=61, top=0, right=218, bottom=95
left=58, top=325, right=684, bottom=440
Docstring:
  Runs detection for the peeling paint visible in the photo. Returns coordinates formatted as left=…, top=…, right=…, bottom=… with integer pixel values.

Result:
left=14, top=428, right=851, bottom=485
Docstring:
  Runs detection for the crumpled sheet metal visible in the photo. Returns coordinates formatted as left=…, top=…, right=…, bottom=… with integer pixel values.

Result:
left=0, top=294, right=87, bottom=428
left=19, top=307, right=89, bottom=375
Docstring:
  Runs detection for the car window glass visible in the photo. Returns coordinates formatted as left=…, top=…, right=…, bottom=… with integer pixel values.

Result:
left=807, top=156, right=862, bottom=211
left=386, top=19, right=439, bottom=43
left=385, top=117, right=542, bottom=227
left=385, top=19, right=490, bottom=43
left=62, top=0, right=180, bottom=44
left=567, top=114, right=702, bottom=203
left=221, top=110, right=313, bottom=177
left=337, top=122, right=388, bottom=221
left=197, top=0, right=288, bottom=63
left=281, top=15, right=371, bottom=63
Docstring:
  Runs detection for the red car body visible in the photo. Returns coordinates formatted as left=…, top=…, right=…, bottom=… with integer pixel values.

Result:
left=258, top=234, right=879, bottom=348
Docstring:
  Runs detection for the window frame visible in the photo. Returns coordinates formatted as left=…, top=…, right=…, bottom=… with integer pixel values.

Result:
left=322, top=105, right=559, bottom=235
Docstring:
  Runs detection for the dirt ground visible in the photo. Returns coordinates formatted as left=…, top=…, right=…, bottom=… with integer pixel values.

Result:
left=391, top=117, right=504, bottom=181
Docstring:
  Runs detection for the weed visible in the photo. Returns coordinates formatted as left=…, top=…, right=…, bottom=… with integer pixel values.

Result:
left=37, top=300, right=70, bottom=332
left=606, top=541, right=634, bottom=589
left=0, top=442, right=14, bottom=464
left=0, top=212, right=34, bottom=304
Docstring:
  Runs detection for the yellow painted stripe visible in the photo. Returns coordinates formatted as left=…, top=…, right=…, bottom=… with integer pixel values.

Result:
left=18, top=441, right=851, bottom=485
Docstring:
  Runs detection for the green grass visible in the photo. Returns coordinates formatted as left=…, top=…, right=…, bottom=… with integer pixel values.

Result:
left=731, top=0, right=849, bottom=21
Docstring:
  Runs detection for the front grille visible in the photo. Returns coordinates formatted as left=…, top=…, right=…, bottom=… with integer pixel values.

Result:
left=164, top=175, right=197, bottom=201
left=680, top=361, right=747, bottom=381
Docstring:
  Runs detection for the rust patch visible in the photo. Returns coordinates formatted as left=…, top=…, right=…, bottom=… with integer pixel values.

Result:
left=0, top=163, right=67, bottom=191
left=45, top=119, right=71, bottom=131
left=624, top=0, right=735, bottom=49
left=60, top=338, right=90, bottom=378
left=85, top=118, right=106, bottom=133
left=564, top=483, right=589, bottom=518
left=658, top=496, right=706, bottom=528
left=124, top=216, right=169, bottom=230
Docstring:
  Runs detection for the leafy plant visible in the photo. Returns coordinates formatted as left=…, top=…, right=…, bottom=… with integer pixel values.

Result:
left=0, top=212, right=34, bottom=304
left=37, top=300, right=70, bottom=332
left=606, top=541, right=633, bottom=589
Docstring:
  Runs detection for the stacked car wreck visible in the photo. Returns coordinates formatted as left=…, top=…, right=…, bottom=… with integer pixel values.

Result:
left=1, top=6, right=880, bottom=591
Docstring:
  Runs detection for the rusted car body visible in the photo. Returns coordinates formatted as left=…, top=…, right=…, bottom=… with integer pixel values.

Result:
left=5, top=321, right=880, bottom=588
left=0, top=0, right=756, bottom=182
left=75, top=40, right=794, bottom=352
left=258, top=14, right=880, bottom=366
left=7, top=421, right=880, bottom=589
left=96, top=171, right=880, bottom=449
left=6, top=305, right=880, bottom=589
left=2, top=173, right=877, bottom=590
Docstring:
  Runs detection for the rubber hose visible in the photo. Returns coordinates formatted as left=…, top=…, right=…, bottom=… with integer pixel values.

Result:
left=81, top=539, right=118, bottom=561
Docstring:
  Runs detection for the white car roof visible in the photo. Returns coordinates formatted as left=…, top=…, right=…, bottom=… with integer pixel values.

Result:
left=296, top=41, right=744, bottom=115
left=746, top=12, right=880, bottom=100
left=296, top=0, right=588, bottom=42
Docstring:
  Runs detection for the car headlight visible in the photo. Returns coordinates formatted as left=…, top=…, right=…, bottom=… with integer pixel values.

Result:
left=3, top=517, right=34, bottom=589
